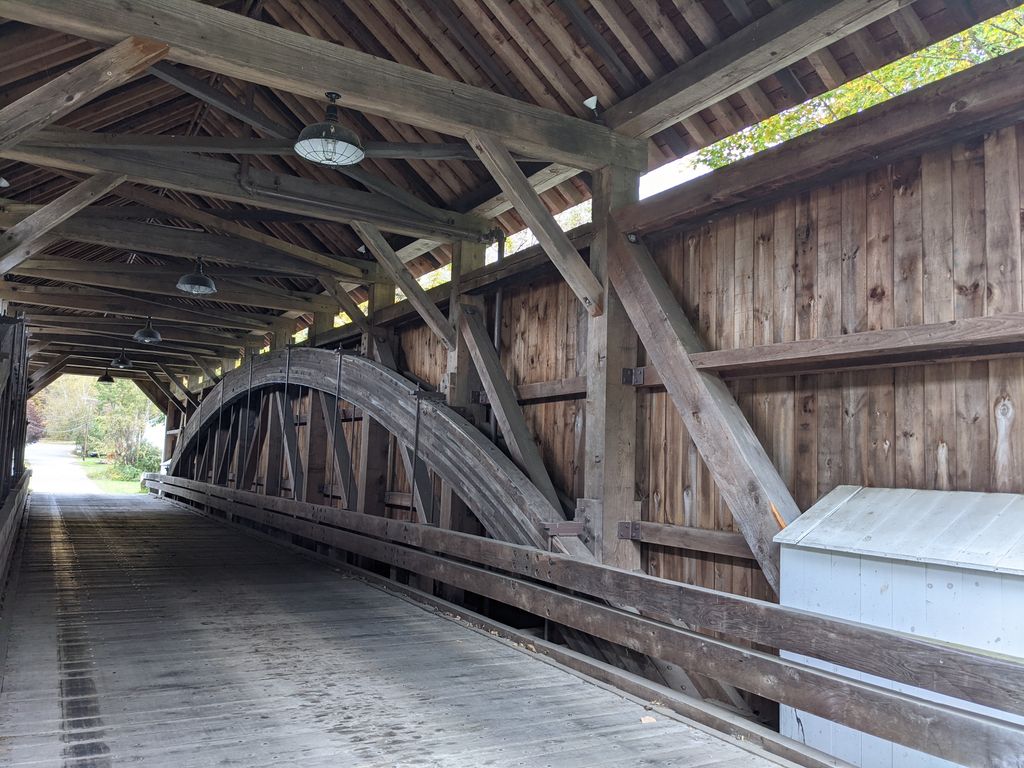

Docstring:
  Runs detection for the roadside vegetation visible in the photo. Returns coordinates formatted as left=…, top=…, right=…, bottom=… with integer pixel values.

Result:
left=696, top=8, right=1024, bottom=169
left=34, top=375, right=164, bottom=492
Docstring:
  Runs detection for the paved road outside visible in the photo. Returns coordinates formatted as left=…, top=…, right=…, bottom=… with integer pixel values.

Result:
left=25, top=441, right=100, bottom=494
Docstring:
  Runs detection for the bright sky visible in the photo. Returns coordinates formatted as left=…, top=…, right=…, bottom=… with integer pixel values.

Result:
left=639, top=152, right=710, bottom=199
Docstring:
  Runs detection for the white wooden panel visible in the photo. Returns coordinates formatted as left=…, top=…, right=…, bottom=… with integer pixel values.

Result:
left=780, top=544, right=1024, bottom=768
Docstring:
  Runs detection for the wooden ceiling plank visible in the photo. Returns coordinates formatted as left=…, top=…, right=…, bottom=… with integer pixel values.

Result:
left=385, top=0, right=492, bottom=89
left=890, top=6, right=930, bottom=50
left=0, top=35, right=168, bottom=150
left=552, top=0, right=636, bottom=93
left=449, top=0, right=581, bottom=115
left=805, top=48, right=847, bottom=90
left=469, top=130, right=603, bottom=316
left=604, top=0, right=908, bottom=138
left=672, top=2, right=777, bottom=124
left=589, top=0, right=662, bottom=81
left=138, top=72, right=473, bottom=241
left=516, top=0, right=620, bottom=107
left=630, top=0, right=694, bottom=64
left=429, top=0, right=527, bottom=100
left=846, top=27, right=889, bottom=72
left=0, top=0, right=645, bottom=171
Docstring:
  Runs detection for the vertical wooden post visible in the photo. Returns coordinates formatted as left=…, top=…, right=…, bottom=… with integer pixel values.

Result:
left=310, top=311, right=335, bottom=348
left=357, top=280, right=395, bottom=517
left=584, top=164, right=641, bottom=568
left=441, top=241, right=487, bottom=537
left=162, top=402, right=180, bottom=462
left=301, top=385, right=330, bottom=504
left=234, top=341, right=261, bottom=488
left=271, top=318, right=293, bottom=351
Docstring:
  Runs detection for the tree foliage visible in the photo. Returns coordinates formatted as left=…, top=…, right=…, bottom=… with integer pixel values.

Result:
left=36, top=376, right=163, bottom=473
left=696, top=9, right=1024, bottom=169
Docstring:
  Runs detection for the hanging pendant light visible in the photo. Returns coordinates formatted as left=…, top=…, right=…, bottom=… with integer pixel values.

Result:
left=96, top=369, right=115, bottom=384
left=294, top=92, right=364, bottom=167
left=111, top=348, right=132, bottom=370
left=133, top=316, right=162, bottom=345
left=176, top=257, right=217, bottom=295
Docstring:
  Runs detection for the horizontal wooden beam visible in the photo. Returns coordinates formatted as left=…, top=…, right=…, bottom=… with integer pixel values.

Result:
left=617, top=521, right=753, bottom=560
left=0, top=212, right=342, bottom=278
left=0, top=284, right=274, bottom=331
left=690, top=312, right=1024, bottom=377
left=111, top=184, right=373, bottom=282
left=0, top=145, right=490, bottom=243
left=0, top=173, right=126, bottom=274
left=0, top=198, right=315, bottom=224
left=27, top=130, right=516, bottom=162
left=29, top=331, right=231, bottom=359
left=0, top=0, right=646, bottom=171
left=13, top=263, right=337, bottom=315
left=151, top=474, right=1024, bottom=719
left=604, top=0, right=906, bottom=137
left=25, top=315, right=247, bottom=349
left=0, top=36, right=168, bottom=151
left=616, top=47, right=1024, bottom=236
left=35, top=348, right=202, bottom=371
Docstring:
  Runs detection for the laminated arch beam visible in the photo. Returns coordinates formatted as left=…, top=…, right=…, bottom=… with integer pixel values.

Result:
left=169, top=348, right=590, bottom=558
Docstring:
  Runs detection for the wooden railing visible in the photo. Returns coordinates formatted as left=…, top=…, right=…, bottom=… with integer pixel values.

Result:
left=146, top=473, right=1024, bottom=767
left=0, top=470, right=32, bottom=597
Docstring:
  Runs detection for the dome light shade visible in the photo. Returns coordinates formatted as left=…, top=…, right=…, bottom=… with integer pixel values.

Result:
left=176, top=257, right=217, bottom=295
left=111, top=349, right=132, bottom=370
left=294, top=92, right=364, bottom=167
left=97, top=369, right=114, bottom=384
left=133, top=317, right=162, bottom=345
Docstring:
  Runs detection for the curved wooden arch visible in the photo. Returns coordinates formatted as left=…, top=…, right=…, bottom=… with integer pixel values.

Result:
left=170, top=348, right=589, bottom=557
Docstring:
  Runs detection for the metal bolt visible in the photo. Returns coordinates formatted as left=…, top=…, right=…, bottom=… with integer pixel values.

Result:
left=626, top=232, right=640, bottom=244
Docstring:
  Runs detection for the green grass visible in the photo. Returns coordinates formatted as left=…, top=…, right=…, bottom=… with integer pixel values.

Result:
left=81, top=457, right=147, bottom=495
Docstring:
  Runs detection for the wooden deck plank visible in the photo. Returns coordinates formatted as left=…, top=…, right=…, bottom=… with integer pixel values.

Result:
left=0, top=492, right=788, bottom=767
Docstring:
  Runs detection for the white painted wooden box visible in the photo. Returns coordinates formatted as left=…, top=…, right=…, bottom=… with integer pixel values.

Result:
left=775, top=485, right=1024, bottom=768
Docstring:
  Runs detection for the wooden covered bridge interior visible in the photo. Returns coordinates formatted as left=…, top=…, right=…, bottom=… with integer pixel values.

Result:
left=1, top=0, right=1024, bottom=766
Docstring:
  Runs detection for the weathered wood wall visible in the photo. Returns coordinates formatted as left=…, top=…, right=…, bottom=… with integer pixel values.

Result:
left=395, top=122, right=1024, bottom=602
